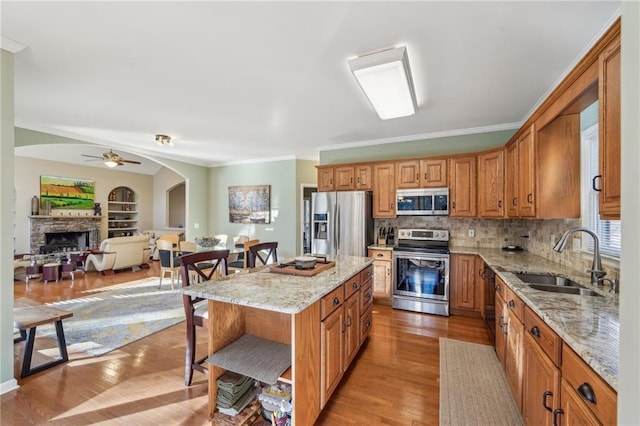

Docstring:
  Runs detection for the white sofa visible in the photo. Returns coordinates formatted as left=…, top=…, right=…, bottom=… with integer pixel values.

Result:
left=85, top=235, right=151, bottom=273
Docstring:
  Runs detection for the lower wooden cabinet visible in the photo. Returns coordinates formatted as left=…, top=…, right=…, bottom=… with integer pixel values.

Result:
left=320, top=299, right=344, bottom=406
left=504, top=287, right=525, bottom=411
left=450, top=254, right=481, bottom=316
left=368, top=248, right=392, bottom=304
left=494, top=279, right=507, bottom=367
left=522, top=333, right=560, bottom=425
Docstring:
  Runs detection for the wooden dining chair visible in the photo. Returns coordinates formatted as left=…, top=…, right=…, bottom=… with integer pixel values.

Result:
left=157, top=239, right=180, bottom=290
left=179, top=249, right=229, bottom=386
left=248, top=241, right=278, bottom=267
left=228, top=239, right=259, bottom=269
left=159, top=234, right=180, bottom=245
left=179, top=240, right=197, bottom=255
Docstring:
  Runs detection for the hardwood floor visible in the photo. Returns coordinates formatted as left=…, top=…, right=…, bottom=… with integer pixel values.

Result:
left=4, top=262, right=492, bottom=425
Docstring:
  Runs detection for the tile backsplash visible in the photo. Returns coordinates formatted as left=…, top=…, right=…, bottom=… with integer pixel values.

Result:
left=375, top=216, right=619, bottom=279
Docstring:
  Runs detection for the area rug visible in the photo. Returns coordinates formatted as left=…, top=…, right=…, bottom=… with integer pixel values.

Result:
left=439, top=337, right=523, bottom=426
left=39, top=277, right=185, bottom=356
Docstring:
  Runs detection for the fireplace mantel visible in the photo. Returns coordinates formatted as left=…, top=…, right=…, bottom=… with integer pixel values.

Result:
left=29, top=216, right=103, bottom=252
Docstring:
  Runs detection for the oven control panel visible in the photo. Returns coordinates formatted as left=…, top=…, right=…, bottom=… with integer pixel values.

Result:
left=397, top=228, right=449, bottom=241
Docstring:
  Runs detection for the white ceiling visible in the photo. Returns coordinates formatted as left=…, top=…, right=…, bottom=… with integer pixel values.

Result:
left=3, top=1, right=620, bottom=175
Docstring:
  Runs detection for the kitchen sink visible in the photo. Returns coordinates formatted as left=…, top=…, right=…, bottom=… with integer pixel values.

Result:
left=514, top=272, right=582, bottom=287
left=527, top=284, right=602, bottom=297
left=514, top=272, right=602, bottom=297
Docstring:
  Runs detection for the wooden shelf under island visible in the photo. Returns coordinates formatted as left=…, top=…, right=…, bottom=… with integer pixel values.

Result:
left=182, top=255, right=374, bottom=425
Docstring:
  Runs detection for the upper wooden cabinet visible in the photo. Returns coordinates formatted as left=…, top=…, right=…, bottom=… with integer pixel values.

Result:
left=373, top=163, right=396, bottom=218
left=449, top=156, right=477, bottom=217
left=355, top=164, right=373, bottom=190
left=396, top=158, right=448, bottom=189
left=317, top=167, right=334, bottom=192
left=506, top=125, right=536, bottom=218
left=598, top=33, right=621, bottom=219
left=334, top=166, right=355, bottom=191
left=477, top=148, right=505, bottom=218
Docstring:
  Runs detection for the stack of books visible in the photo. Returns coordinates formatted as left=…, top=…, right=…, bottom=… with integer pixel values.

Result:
left=216, top=371, right=258, bottom=417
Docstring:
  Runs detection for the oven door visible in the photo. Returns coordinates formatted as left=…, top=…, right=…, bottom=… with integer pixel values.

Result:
left=393, top=251, right=449, bottom=301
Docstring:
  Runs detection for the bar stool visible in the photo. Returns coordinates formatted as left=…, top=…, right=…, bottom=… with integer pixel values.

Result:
left=42, top=263, right=60, bottom=284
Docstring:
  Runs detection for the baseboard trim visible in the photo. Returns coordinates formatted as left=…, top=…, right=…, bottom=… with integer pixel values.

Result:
left=0, top=378, right=19, bottom=394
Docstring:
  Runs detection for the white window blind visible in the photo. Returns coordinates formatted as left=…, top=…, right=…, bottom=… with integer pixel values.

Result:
left=581, top=124, right=621, bottom=258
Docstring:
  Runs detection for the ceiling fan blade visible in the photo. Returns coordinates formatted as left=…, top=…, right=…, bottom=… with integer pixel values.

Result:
left=81, top=154, right=103, bottom=159
left=119, top=159, right=142, bottom=165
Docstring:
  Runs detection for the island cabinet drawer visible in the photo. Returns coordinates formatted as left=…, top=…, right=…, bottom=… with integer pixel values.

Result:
left=503, top=285, right=524, bottom=322
left=368, top=248, right=391, bottom=261
left=360, top=279, right=373, bottom=313
left=321, top=285, right=345, bottom=320
left=360, top=305, right=373, bottom=343
left=562, top=344, right=617, bottom=425
left=344, top=274, right=361, bottom=300
left=524, top=306, right=561, bottom=366
left=360, top=264, right=373, bottom=284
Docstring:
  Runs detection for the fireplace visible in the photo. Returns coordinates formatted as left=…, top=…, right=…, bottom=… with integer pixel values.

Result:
left=41, top=231, right=91, bottom=254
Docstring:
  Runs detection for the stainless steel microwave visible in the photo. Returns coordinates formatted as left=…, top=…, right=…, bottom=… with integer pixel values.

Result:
left=396, top=188, right=449, bottom=216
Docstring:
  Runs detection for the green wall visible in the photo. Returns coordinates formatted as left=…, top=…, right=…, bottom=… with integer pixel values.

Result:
left=1, top=49, right=17, bottom=391
left=208, top=159, right=318, bottom=259
left=319, top=129, right=517, bottom=164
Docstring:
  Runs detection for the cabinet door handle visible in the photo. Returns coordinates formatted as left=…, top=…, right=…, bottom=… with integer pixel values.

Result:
left=416, top=173, right=419, bottom=180
left=387, top=268, right=391, bottom=276
left=330, top=178, right=333, bottom=185
left=592, top=175, right=602, bottom=192
left=357, top=176, right=360, bottom=183
left=527, top=193, right=533, bottom=204
left=452, top=202, right=456, bottom=209
left=512, top=197, right=517, bottom=206
left=346, top=315, right=352, bottom=326
left=352, top=282, right=359, bottom=290
left=365, top=319, right=371, bottom=329
left=577, top=382, right=597, bottom=404
left=350, top=177, right=353, bottom=184
left=333, top=297, right=340, bottom=306
left=531, top=325, right=541, bottom=338
left=552, top=408, right=564, bottom=426
left=543, top=391, right=553, bottom=412
left=365, top=292, right=372, bottom=301
left=497, top=200, right=502, bottom=208
left=495, top=284, right=501, bottom=293
left=508, top=300, right=516, bottom=309
left=424, top=172, right=428, bottom=180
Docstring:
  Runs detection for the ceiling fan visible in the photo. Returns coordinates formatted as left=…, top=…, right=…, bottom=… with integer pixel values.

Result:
left=81, top=150, right=142, bottom=168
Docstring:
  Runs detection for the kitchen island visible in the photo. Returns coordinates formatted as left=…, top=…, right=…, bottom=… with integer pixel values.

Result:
left=183, top=255, right=374, bottom=425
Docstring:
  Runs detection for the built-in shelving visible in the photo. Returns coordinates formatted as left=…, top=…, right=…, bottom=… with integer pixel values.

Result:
left=107, top=187, right=138, bottom=238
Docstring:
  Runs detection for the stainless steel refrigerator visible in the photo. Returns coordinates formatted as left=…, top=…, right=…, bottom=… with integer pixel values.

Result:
left=311, top=191, right=373, bottom=257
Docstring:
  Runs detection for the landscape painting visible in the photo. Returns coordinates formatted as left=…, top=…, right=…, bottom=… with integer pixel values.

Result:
left=40, top=175, right=95, bottom=210
left=228, top=185, right=270, bottom=224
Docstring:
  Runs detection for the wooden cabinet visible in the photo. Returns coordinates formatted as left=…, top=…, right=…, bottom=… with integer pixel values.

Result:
left=450, top=254, right=481, bottom=316
left=355, top=164, right=373, bottom=190
left=359, top=266, right=374, bottom=344
left=522, top=306, right=562, bottom=424
left=477, top=148, right=505, bottom=218
left=598, top=33, right=621, bottom=219
left=368, top=248, right=392, bottom=304
left=318, top=167, right=334, bottom=192
left=537, top=115, right=581, bottom=218
left=421, top=158, right=448, bottom=187
left=396, top=158, right=448, bottom=189
left=503, top=286, right=524, bottom=411
left=449, top=156, right=477, bottom=217
left=558, top=378, right=601, bottom=425
left=506, top=126, right=536, bottom=218
left=320, top=271, right=368, bottom=407
left=373, top=163, right=396, bottom=218
left=107, top=186, right=138, bottom=238
left=560, top=344, right=617, bottom=425
left=334, top=166, right=355, bottom=191
left=495, top=282, right=507, bottom=367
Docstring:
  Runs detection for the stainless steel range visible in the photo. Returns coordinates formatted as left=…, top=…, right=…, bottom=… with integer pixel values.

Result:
left=392, top=228, right=450, bottom=316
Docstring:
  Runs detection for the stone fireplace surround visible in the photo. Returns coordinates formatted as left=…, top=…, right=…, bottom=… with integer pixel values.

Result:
left=29, top=216, right=101, bottom=254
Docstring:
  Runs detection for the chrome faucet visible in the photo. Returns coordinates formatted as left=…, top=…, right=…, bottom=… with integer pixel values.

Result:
left=553, top=227, right=606, bottom=285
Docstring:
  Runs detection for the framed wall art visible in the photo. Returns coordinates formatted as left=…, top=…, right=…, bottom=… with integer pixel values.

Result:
left=228, top=185, right=270, bottom=224
left=40, top=175, right=95, bottom=211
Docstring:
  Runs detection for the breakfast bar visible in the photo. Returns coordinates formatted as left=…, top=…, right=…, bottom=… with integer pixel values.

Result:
left=183, top=255, right=374, bottom=424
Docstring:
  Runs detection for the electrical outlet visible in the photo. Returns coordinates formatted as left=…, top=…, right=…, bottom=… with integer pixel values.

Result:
left=468, top=229, right=475, bottom=237
left=194, top=223, right=199, bottom=229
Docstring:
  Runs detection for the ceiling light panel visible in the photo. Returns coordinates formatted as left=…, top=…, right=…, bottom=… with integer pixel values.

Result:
left=348, top=46, right=417, bottom=120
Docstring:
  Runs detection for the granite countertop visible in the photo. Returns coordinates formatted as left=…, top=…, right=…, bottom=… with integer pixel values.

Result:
left=182, top=255, right=373, bottom=315
left=451, top=246, right=619, bottom=391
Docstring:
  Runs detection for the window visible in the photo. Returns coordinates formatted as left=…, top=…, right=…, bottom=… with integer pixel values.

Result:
left=581, top=123, right=621, bottom=258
